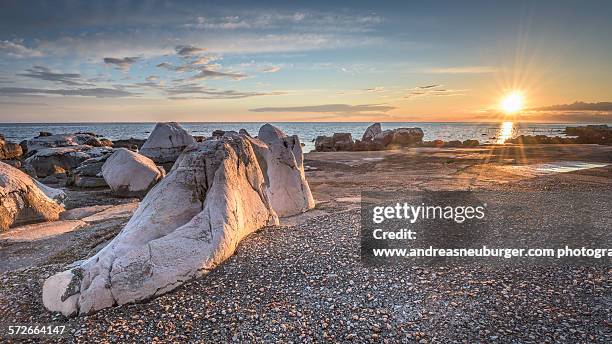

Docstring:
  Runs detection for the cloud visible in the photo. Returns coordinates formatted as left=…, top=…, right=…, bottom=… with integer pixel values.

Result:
left=418, top=84, right=440, bottom=89
left=189, top=68, right=247, bottom=81
left=0, top=40, right=43, bottom=58
left=0, top=87, right=137, bottom=98
left=160, top=83, right=283, bottom=99
left=531, top=101, right=612, bottom=112
left=364, top=86, right=385, bottom=93
left=175, top=45, right=206, bottom=57
left=145, top=75, right=159, bottom=82
left=191, top=55, right=221, bottom=65
left=103, top=57, right=139, bottom=71
left=405, top=84, right=466, bottom=98
left=17, top=66, right=92, bottom=86
left=260, top=66, right=281, bottom=73
left=425, top=66, right=497, bottom=74
left=249, top=103, right=395, bottom=115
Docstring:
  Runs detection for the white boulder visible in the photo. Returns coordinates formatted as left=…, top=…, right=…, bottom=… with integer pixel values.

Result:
left=43, top=135, right=281, bottom=315
left=101, top=148, right=165, bottom=197
left=256, top=124, right=315, bottom=217
left=140, top=122, right=196, bottom=163
left=0, top=162, right=64, bottom=231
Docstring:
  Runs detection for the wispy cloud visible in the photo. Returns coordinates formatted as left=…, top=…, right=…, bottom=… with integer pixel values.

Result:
left=250, top=103, right=395, bottom=115
left=405, top=84, right=466, bottom=98
left=424, top=66, right=497, bottom=74
left=531, top=101, right=612, bottom=112
left=0, top=39, right=43, bottom=58
left=175, top=45, right=206, bottom=57
left=103, top=57, right=140, bottom=71
left=17, top=66, right=92, bottom=86
left=0, top=87, right=137, bottom=98
left=260, top=66, right=281, bottom=73
left=161, top=83, right=283, bottom=99
left=364, top=86, right=385, bottom=93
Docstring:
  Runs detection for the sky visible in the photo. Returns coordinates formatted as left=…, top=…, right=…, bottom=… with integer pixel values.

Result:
left=0, top=0, right=611, bottom=123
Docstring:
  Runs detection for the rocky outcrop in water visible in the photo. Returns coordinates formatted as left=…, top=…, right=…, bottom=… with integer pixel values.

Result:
left=314, top=124, right=424, bottom=152
left=0, top=162, right=64, bottom=231
left=101, top=148, right=165, bottom=197
left=565, top=125, right=611, bottom=145
left=42, top=125, right=314, bottom=316
left=27, top=133, right=109, bottom=153
left=140, top=122, right=196, bottom=164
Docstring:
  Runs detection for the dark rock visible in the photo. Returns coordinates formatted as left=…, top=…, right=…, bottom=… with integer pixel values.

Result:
left=315, top=136, right=334, bottom=152
left=373, top=128, right=424, bottom=147
left=1, top=159, right=21, bottom=168
left=239, top=129, right=251, bottom=137
left=446, top=140, right=463, bottom=147
left=462, top=139, right=480, bottom=147
left=212, top=130, right=225, bottom=138
left=353, top=139, right=385, bottom=151
left=74, top=175, right=108, bottom=188
left=82, top=137, right=103, bottom=147
left=38, top=131, right=52, bottom=137
left=565, top=125, right=611, bottom=144
left=332, top=133, right=354, bottom=151
left=99, top=138, right=114, bottom=147
left=193, top=135, right=206, bottom=142
left=112, top=138, right=145, bottom=151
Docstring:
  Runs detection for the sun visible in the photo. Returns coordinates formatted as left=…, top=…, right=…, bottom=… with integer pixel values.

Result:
left=500, top=92, right=524, bottom=114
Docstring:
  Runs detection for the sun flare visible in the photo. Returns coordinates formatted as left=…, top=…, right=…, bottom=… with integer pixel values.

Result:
left=500, top=92, right=524, bottom=114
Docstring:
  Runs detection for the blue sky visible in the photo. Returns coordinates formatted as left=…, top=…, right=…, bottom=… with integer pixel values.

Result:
left=1, top=0, right=611, bottom=122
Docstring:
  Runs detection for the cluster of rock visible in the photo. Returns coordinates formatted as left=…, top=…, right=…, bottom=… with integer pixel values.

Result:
left=565, top=125, right=611, bottom=145
left=506, top=135, right=577, bottom=145
left=42, top=124, right=314, bottom=316
left=315, top=123, right=426, bottom=152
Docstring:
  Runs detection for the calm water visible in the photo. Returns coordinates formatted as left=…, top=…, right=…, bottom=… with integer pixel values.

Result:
left=0, top=122, right=575, bottom=152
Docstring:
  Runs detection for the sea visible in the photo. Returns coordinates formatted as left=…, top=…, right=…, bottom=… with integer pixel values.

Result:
left=0, top=122, right=584, bottom=152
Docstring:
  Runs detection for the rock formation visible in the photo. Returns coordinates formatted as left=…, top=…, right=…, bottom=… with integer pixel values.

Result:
left=27, top=133, right=106, bottom=152
left=140, top=122, right=196, bottom=164
left=101, top=148, right=165, bottom=197
left=25, top=146, right=113, bottom=178
left=0, top=134, right=23, bottom=160
left=361, top=123, right=382, bottom=141
left=42, top=125, right=314, bottom=316
left=256, top=124, right=315, bottom=217
left=0, top=162, right=64, bottom=231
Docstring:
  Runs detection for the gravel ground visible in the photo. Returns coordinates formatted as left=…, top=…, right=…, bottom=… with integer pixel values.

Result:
left=0, top=205, right=609, bottom=343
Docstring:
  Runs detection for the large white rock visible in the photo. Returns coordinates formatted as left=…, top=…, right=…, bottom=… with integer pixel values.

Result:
left=101, top=148, right=165, bottom=197
left=256, top=124, right=315, bottom=217
left=0, top=162, right=64, bottom=231
left=140, top=122, right=196, bottom=163
left=43, top=135, right=281, bottom=316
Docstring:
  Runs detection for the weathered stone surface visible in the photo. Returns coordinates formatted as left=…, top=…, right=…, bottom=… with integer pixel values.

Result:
left=353, top=139, right=385, bottom=151
left=140, top=122, right=196, bottom=163
left=43, top=128, right=313, bottom=315
left=33, top=180, right=66, bottom=203
left=25, top=146, right=113, bottom=178
left=60, top=205, right=113, bottom=221
left=332, top=133, right=354, bottom=151
left=102, top=149, right=165, bottom=197
left=0, top=162, right=64, bottom=231
left=0, top=136, right=23, bottom=160
left=315, top=135, right=334, bottom=152
left=212, top=129, right=225, bottom=138
left=80, top=203, right=139, bottom=223
left=373, top=127, right=424, bottom=147
left=112, top=138, right=145, bottom=151
left=257, top=124, right=315, bottom=217
left=27, top=133, right=103, bottom=152
left=361, top=122, right=382, bottom=141
left=314, top=133, right=355, bottom=152
left=462, top=139, right=480, bottom=147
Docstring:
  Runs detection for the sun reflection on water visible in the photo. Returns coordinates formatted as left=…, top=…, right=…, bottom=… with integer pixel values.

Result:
left=496, top=121, right=514, bottom=144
